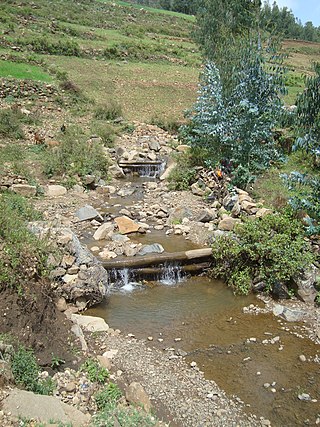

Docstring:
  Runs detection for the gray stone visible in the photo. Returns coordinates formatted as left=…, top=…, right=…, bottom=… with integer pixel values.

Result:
left=111, top=233, right=130, bottom=243
left=191, top=182, right=206, bottom=196
left=118, top=187, right=135, bottom=197
left=272, top=304, right=307, bottom=322
left=125, top=382, right=151, bottom=412
left=293, top=265, right=318, bottom=303
left=75, top=205, right=102, bottom=222
left=61, top=264, right=108, bottom=306
left=93, top=222, right=115, bottom=241
left=55, top=297, right=67, bottom=312
left=197, top=208, right=217, bottom=223
left=10, top=184, right=37, bottom=197
left=97, top=355, right=112, bottom=371
left=138, top=243, right=165, bottom=256
left=109, top=164, right=125, bottom=179
left=70, top=232, right=95, bottom=265
left=2, top=389, right=90, bottom=426
left=148, top=138, right=161, bottom=152
left=50, top=267, right=66, bottom=279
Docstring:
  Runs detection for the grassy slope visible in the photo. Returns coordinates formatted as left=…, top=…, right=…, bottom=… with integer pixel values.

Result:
left=0, top=0, right=319, bottom=204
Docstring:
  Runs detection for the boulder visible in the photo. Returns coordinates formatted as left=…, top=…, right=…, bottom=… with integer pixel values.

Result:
left=218, top=217, right=240, bottom=231
left=93, top=223, right=115, bottom=241
left=45, top=184, right=67, bottom=197
left=148, top=138, right=161, bottom=152
left=115, top=216, right=140, bottom=234
left=109, top=164, right=125, bottom=179
left=272, top=304, right=307, bottom=322
left=160, top=161, right=177, bottom=181
left=61, top=264, right=108, bottom=306
left=293, top=265, right=318, bottom=303
left=176, top=144, right=190, bottom=153
left=191, top=182, right=206, bottom=196
left=70, top=314, right=109, bottom=332
left=125, top=382, right=151, bottom=412
left=255, top=208, right=273, bottom=218
left=197, top=208, right=217, bottom=223
left=2, top=389, right=90, bottom=426
left=241, top=200, right=257, bottom=214
left=10, top=184, right=37, bottom=197
left=75, top=205, right=103, bottom=222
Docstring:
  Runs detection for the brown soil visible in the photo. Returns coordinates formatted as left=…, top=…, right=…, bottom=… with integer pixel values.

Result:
left=0, top=279, right=78, bottom=368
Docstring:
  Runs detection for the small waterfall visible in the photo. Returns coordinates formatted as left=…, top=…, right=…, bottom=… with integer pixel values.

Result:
left=159, top=263, right=183, bottom=285
left=132, top=162, right=166, bottom=178
left=109, top=268, right=140, bottom=292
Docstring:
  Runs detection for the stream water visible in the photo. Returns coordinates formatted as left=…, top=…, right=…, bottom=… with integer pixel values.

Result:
left=87, top=173, right=320, bottom=427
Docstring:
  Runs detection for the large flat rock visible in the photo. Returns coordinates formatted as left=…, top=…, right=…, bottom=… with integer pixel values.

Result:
left=71, top=314, right=109, bottom=332
left=2, top=389, right=90, bottom=426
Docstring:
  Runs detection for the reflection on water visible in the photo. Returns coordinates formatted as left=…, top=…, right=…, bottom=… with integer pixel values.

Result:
left=88, top=277, right=320, bottom=427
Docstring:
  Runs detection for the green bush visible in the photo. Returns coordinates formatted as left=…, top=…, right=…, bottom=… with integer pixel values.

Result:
left=0, top=108, right=25, bottom=140
left=210, top=213, right=315, bottom=295
left=44, top=126, right=108, bottom=179
left=80, top=358, right=109, bottom=384
left=11, top=346, right=54, bottom=395
left=91, top=121, right=116, bottom=147
left=0, top=193, right=47, bottom=292
left=95, top=382, right=122, bottom=410
left=168, top=153, right=196, bottom=190
left=93, top=401, right=157, bottom=427
left=20, top=37, right=81, bottom=57
left=94, top=102, right=122, bottom=121
left=150, top=115, right=181, bottom=134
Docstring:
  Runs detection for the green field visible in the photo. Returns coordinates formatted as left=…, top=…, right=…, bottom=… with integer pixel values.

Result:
left=0, top=60, right=52, bottom=82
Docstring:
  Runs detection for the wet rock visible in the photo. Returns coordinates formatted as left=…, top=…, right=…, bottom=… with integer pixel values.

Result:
left=272, top=304, right=307, bottom=322
left=272, top=282, right=291, bottom=299
left=118, top=187, right=135, bottom=197
left=61, top=264, right=108, bottom=306
left=111, top=234, right=130, bottom=243
left=70, top=232, right=95, bottom=265
left=125, top=382, right=151, bottom=412
left=93, top=223, right=115, bottom=241
left=99, top=249, right=117, bottom=259
left=10, top=183, right=37, bottom=197
left=138, top=243, right=164, bottom=256
left=45, top=184, right=67, bottom=197
left=115, top=216, right=140, bottom=234
left=75, top=205, right=102, bottom=222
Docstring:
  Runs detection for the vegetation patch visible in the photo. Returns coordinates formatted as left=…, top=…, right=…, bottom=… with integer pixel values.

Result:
left=210, top=213, right=315, bottom=295
left=0, top=59, right=52, bottom=82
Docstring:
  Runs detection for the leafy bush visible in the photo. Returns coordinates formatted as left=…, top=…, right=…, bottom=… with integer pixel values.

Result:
left=91, top=121, right=116, bottom=147
left=0, top=193, right=47, bottom=292
left=95, top=382, right=122, bottom=410
left=80, top=358, right=109, bottom=384
left=11, top=346, right=54, bottom=395
left=168, top=153, right=197, bottom=190
left=210, top=213, right=315, bottom=295
left=0, top=108, right=25, bottom=140
left=94, top=102, right=122, bottom=121
left=282, top=172, right=320, bottom=235
left=44, top=126, right=108, bottom=179
left=150, top=115, right=181, bottom=134
left=93, top=401, right=157, bottom=427
left=20, top=37, right=81, bottom=57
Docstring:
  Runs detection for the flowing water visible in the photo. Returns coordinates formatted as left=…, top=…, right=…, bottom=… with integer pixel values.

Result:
left=86, top=174, right=320, bottom=426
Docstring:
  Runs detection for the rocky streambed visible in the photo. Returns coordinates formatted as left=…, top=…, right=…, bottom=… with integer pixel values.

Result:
left=1, top=122, right=319, bottom=427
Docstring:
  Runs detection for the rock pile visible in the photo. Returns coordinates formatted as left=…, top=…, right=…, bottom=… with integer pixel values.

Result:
left=0, top=78, right=57, bottom=100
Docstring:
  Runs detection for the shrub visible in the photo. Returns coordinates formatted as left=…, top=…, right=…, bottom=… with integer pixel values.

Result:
left=80, top=358, right=109, bottom=384
left=91, top=121, right=116, bottom=147
left=0, top=108, right=24, bottom=140
left=94, top=102, right=122, bottom=121
left=11, top=346, right=54, bottom=395
left=95, top=382, right=122, bottom=410
left=168, top=153, right=197, bottom=190
left=210, top=213, right=315, bottom=295
left=20, top=37, right=81, bottom=57
left=44, top=126, right=108, bottom=179
left=0, top=193, right=47, bottom=292
left=150, top=115, right=181, bottom=134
